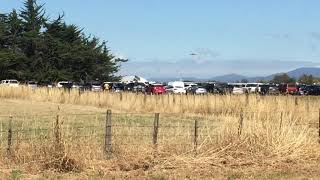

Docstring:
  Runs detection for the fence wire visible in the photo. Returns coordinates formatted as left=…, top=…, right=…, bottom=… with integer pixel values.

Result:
left=0, top=111, right=319, bottom=154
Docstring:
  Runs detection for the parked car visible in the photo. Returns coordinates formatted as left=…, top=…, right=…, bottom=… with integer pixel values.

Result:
left=257, top=84, right=280, bottom=95
left=57, top=81, right=72, bottom=89
left=146, top=84, right=166, bottom=94
left=300, top=85, right=320, bottom=95
left=187, top=86, right=207, bottom=95
left=27, top=81, right=37, bottom=89
left=244, top=83, right=262, bottom=93
left=72, top=82, right=84, bottom=90
left=166, top=81, right=186, bottom=94
left=279, top=83, right=298, bottom=95
left=166, top=85, right=186, bottom=94
left=228, top=83, right=246, bottom=94
left=287, top=83, right=298, bottom=94
left=298, top=84, right=307, bottom=95
left=38, top=81, right=53, bottom=88
left=125, top=82, right=146, bottom=93
left=112, top=83, right=125, bottom=92
left=206, top=86, right=225, bottom=94
left=184, top=82, right=197, bottom=91
left=90, top=81, right=103, bottom=92
left=0, top=79, right=19, bottom=87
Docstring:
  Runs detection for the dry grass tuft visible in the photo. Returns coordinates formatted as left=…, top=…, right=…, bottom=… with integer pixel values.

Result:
left=43, top=153, right=82, bottom=173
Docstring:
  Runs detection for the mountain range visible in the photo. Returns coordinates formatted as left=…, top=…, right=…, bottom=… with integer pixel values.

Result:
left=149, top=67, right=320, bottom=82
left=120, top=59, right=320, bottom=82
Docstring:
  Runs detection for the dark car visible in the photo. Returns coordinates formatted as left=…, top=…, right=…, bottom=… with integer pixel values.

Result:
left=125, top=83, right=146, bottom=93
left=301, top=85, right=320, bottom=95
left=268, top=85, right=281, bottom=95
left=83, top=81, right=102, bottom=91
left=204, top=83, right=227, bottom=94
left=112, top=83, right=125, bottom=92
left=259, top=84, right=270, bottom=95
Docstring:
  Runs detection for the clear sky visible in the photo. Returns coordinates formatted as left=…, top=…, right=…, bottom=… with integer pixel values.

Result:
left=1, top=0, right=320, bottom=77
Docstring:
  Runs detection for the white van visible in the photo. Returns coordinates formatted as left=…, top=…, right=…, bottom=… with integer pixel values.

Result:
left=0, top=79, right=19, bottom=87
left=166, top=81, right=186, bottom=94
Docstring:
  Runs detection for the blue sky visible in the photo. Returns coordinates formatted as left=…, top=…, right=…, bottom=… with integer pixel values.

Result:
left=2, top=0, right=320, bottom=77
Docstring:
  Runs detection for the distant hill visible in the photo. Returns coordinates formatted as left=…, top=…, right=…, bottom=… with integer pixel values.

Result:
left=252, top=67, right=320, bottom=82
left=149, top=67, right=320, bottom=83
left=210, top=74, right=248, bottom=82
left=287, top=67, right=320, bottom=78
left=201, top=67, right=320, bottom=83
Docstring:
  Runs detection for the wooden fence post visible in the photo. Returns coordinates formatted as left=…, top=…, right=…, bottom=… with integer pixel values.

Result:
left=153, top=113, right=159, bottom=146
left=279, top=112, right=283, bottom=131
left=7, top=116, right=12, bottom=155
left=238, top=110, right=244, bottom=136
left=105, top=110, right=112, bottom=157
left=245, top=93, right=249, bottom=106
left=194, top=119, right=199, bottom=155
left=318, top=109, right=320, bottom=144
left=54, top=115, right=60, bottom=144
left=54, top=114, right=63, bottom=151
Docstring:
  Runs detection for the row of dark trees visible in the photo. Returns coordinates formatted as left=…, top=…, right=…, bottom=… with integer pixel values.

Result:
left=239, top=73, right=318, bottom=85
left=0, top=0, right=126, bottom=83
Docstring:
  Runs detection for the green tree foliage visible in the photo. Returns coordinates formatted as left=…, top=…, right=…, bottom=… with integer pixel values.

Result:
left=0, top=0, right=126, bottom=82
left=271, top=73, right=296, bottom=84
left=298, top=74, right=314, bottom=85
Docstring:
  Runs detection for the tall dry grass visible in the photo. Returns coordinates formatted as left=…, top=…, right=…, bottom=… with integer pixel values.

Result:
left=0, top=86, right=318, bottom=115
left=0, top=86, right=319, bottom=178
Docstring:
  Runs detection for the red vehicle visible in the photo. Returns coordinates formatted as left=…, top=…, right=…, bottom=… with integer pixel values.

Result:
left=279, top=83, right=298, bottom=94
left=146, top=84, right=166, bottom=94
left=287, top=83, right=298, bottom=94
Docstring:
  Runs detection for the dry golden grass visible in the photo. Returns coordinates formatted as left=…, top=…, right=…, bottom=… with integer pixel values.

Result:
left=0, top=86, right=318, bottom=115
left=0, top=86, right=320, bottom=179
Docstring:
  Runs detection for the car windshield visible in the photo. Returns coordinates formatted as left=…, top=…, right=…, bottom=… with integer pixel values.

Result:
left=10, top=80, right=18, bottom=84
left=114, top=84, right=123, bottom=87
left=175, top=86, right=183, bottom=88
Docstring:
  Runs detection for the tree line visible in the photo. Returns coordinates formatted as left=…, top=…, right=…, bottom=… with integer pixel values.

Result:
left=0, top=0, right=126, bottom=83
left=239, top=73, right=319, bottom=85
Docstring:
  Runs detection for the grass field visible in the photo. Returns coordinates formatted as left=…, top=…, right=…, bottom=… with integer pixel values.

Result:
left=0, top=87, right=320, bottom=179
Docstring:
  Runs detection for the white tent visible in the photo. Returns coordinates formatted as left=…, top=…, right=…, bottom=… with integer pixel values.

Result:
left=121, top=75, right=148, bottom=84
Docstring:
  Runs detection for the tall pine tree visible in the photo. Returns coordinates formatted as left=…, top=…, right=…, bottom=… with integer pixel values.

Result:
left=0, top=0, right=126, bottom=82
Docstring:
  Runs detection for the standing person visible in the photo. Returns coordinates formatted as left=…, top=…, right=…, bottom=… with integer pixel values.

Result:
left=104, top=83, right=109, bottom=91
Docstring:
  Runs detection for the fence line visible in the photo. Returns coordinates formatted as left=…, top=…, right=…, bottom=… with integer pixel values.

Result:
left=1, top=109, right=320, bottom=157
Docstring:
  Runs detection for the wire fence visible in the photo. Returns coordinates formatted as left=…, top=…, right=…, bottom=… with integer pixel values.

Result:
left=0, top=110, right=319, bottom=157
